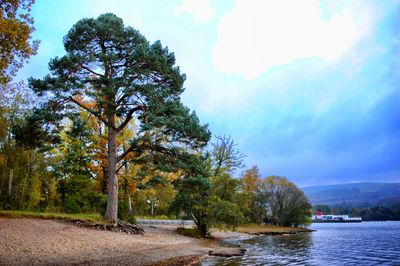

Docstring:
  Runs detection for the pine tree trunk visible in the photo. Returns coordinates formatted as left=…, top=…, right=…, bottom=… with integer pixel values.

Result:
left=105, top=124, right=118, bottom=223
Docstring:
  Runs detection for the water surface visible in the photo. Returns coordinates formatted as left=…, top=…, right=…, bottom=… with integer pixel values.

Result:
left=202, top=222, right=400, bottom=265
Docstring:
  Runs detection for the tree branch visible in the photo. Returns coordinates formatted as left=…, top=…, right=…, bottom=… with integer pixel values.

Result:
left=68, top=96, right=114, bottom=129
left=116, top=161, right=128, bottom=174
left=117, top=135, right=177, bottom=163
left=80, top=64, right=104, bottom=77
left=117, top=145, right=135, bottom=162
left=116, top=105, right=145, bottom=132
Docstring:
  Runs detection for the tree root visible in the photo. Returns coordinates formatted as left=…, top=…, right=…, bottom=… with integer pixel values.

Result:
left=69, top=219, right=145, bottom=235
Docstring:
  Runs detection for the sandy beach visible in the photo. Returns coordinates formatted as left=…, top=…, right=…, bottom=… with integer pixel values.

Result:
left=0, top=218, right=251, bottom=265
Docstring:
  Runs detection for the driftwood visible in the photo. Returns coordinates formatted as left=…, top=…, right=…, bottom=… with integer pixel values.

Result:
left=69, top=219, right=145, bottom=235
left=208, top=248, right=246, bottom=257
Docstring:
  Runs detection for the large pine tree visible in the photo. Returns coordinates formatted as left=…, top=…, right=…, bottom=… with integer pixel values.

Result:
left=29, top=13, right=210, bottom=224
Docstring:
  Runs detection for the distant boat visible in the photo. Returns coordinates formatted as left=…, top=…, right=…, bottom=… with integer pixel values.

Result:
left=312, top=214, right=362, bottom=223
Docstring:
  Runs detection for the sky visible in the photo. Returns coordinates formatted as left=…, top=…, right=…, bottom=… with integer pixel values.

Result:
left=17, top=0, right=400, bottom=186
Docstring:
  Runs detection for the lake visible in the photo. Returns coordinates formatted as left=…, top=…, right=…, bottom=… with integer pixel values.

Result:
left=202, top=222, right=400, bottom=265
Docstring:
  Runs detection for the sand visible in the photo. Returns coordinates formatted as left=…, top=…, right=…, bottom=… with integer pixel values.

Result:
left=0, top=218, right=211, bottom=265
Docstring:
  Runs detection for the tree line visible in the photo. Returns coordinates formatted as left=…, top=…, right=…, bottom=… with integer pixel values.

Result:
left=314, top=204, right=400, bottom=221
left=0, top=6, right=312, bottom=237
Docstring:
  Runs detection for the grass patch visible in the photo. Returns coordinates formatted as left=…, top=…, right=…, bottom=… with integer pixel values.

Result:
left=135, top=215, right=171, bottom=220
left=176, top=227, right=203, bottom=238
left=0, top=210, right=104, bottom=223
left=0, top=210, right=144, bottom=235
left=176, top=227, right=213, bottom=239
left=237, top=224, right=313, bottom=234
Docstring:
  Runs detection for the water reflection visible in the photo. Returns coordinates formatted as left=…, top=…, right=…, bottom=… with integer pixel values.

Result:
left=204, top=233, right=312, bottom=266
left=201, top=222, right=400, bottom=266
left=247, top=233, right=312, bottom=265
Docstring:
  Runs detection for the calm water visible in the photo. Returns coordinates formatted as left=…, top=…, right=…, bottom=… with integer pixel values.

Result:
left=202, top=222, right=400, bottom=265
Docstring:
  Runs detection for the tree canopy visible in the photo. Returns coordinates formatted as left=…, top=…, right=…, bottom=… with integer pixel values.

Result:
left=0, top=0, right=39, bottom=84
left=258, top=176, right=312, bottom=226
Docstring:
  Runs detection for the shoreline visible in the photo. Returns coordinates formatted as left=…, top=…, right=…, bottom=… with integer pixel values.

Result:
left=0, top=217, right=251, bottom=265
left=0, top=217, right=313, bottom=265
left=236, top=224, right=315, bottom=235
left=0, top=217, right=209, bottom=265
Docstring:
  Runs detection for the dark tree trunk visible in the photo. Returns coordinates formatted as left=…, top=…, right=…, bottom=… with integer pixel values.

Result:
left=193, top=213, right=208, bottom=238
left=197, top=222, right=208, bottom=238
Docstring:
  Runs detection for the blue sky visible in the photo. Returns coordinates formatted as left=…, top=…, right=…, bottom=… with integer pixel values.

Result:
left=18, top=0, right=400, bottom=186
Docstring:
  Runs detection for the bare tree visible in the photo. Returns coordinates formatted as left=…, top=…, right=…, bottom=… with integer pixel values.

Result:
left=210, top=135, right=246, bottom=176
left=257, top=176, right=312, bottom=226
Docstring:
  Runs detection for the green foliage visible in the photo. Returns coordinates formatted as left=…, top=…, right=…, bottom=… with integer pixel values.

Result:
left=209, top=196, right=244, bottom=229
left=0, top=84, right=54, bottom=211
left=0, top=210, right=104, bottom=223
left=50, top=116, right=103, bottom=214
left=117, top=200, right=129, bottom=220
left=63, top=195, right=81, bottom=213
left=28, top=12, right=210, bottom=151
left=171, top=170, right=247, bottom=235
left=170, top=174, right=211, bottom=237
left=61, top=179, right=103, bottom=213
left=97, top=195, right=108, bottom=216
left=209, top=174, right=245, bottom=229
left=127, top=215, right=137, bottom=224
left=323, top=204, right=400, bottom=221
left=210, top=174, right=240, bottom=202
left=116, top=200, right=138, bottom=223
left=176, top=227, right=209, bottom=238
left=28, top=173, right=41, bottom=209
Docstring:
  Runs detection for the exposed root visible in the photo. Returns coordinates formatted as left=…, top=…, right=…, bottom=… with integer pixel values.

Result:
left=69, top=219, right=145, bottom=235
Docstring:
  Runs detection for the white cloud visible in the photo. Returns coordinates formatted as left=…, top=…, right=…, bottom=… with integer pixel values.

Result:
left=212, top=0, right=374, bottom=80
left=175, top=0, right=215, bottom=23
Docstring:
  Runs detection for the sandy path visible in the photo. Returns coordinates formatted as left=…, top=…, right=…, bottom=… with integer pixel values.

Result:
left=0, top=218, right=210, bottom=265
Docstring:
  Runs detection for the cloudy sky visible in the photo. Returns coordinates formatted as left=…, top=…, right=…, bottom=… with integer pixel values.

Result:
left=18, top=0, right=399, bottom=186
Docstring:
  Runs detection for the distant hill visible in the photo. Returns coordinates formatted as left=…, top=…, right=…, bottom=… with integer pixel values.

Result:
left=302, top=182, right=400, bottom=207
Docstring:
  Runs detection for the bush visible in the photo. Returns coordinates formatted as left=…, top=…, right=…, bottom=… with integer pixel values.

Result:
left=118, top=200, right=129, bottom=220
left=209, top=197, right=245, bottom=229
left=176, top=227, right=212, bottom=238
left=64, top=195, right=80, bottom=213
left=98, top=195, right=108, bottom=216
left=127, top=215, right=136, bottom=224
